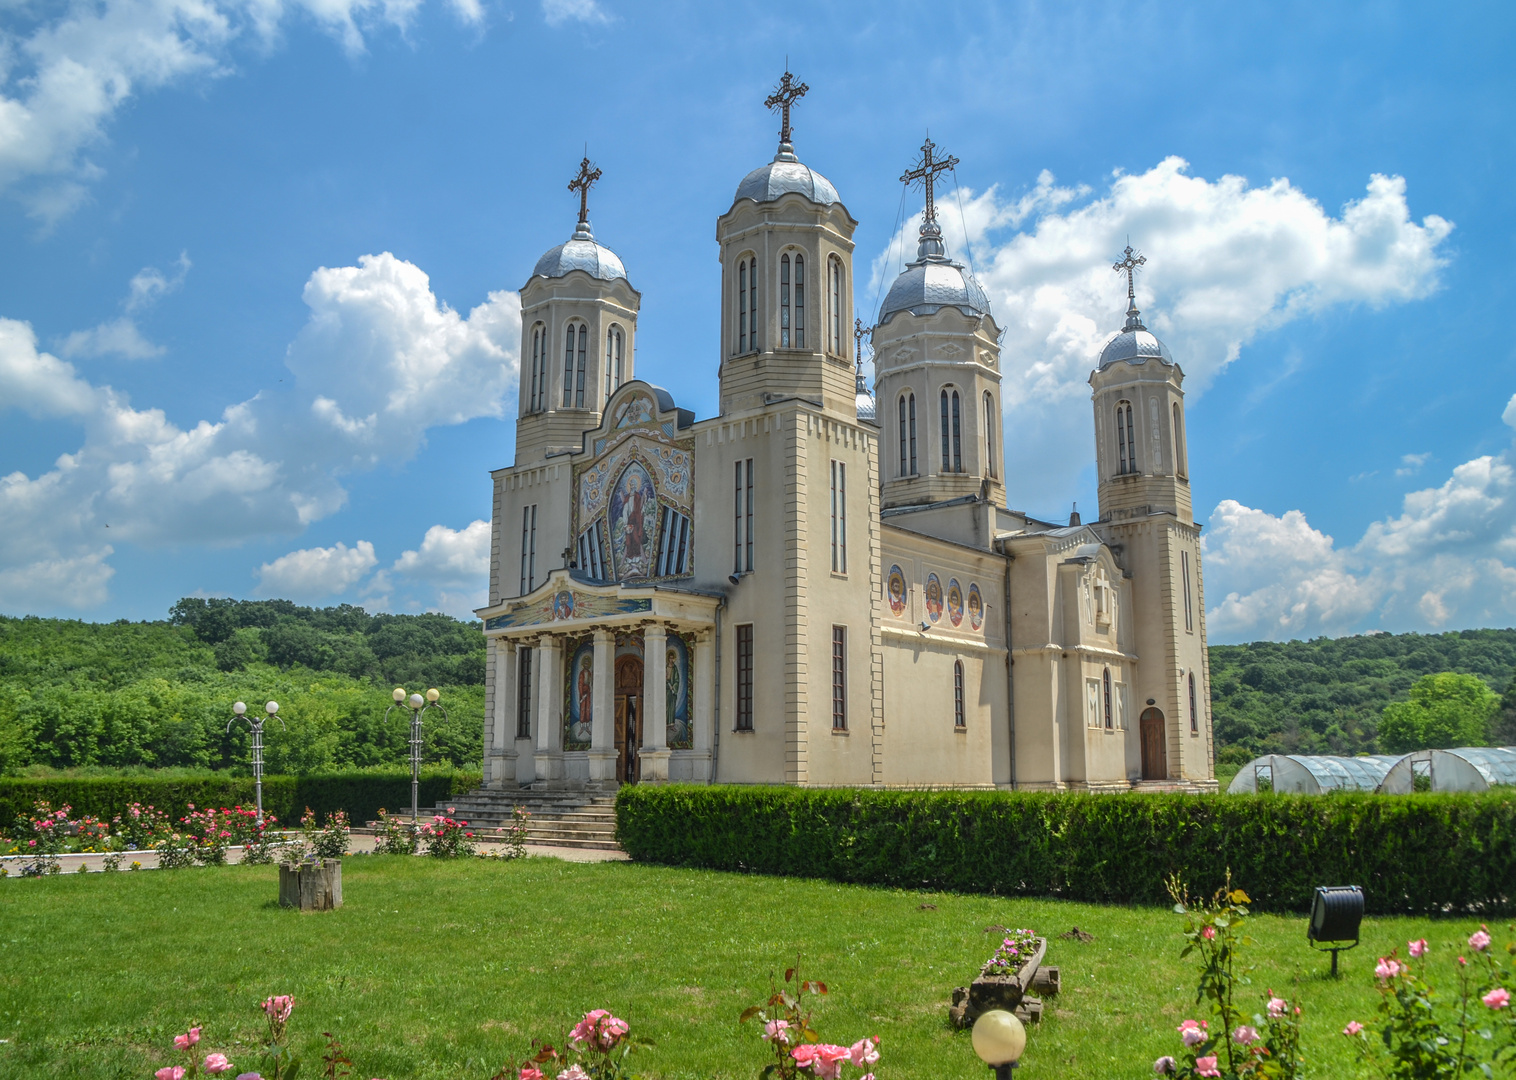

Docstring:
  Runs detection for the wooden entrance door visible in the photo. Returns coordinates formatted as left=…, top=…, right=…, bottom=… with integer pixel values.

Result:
left=614, top=656, right=643, bottom=784
left=1140, top=707, right=1167, bottom=781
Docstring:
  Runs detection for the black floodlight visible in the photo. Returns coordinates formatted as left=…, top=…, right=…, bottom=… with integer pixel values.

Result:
left=1307, top=885, right=1363, bottom=976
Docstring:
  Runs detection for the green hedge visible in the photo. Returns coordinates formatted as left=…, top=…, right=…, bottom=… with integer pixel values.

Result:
left=615, top=785, right=1516, bottom=915
left=0, top=771, right=481, bottom=832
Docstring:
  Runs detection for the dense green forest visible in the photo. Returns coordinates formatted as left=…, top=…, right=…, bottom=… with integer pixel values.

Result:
left=0, top=598, right=485, bottom=776
left=2, top=601, right=1515, bottom=777
left=1210, top=628, right=1516, bottom=763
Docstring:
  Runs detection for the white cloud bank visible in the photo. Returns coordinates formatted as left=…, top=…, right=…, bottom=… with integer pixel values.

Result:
left=257, top=539, right=377, bottom=599
left=872, top=158, right=1454, bottom=510
left=1203, top=394, right=1516, bottom=641
left=0, top=253, right=518, bottom=612
left=0, top=0, right=482, bottom=220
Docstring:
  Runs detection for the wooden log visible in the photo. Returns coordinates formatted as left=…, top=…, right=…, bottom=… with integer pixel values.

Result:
left=324, top=859, right=343, bottom=910
left=1031, top=965, right=1060, bottom=995
left=278, top=863, right=298, bottom=908
left=1013, top=996, right=1044, bottom=1025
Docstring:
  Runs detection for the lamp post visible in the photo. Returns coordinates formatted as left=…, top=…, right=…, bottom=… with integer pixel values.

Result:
left=386, top=687, right=445, bottom=822
left=972, top=1009, right=1027, bottom=1080
left=227, top=700, right=285, bottom=824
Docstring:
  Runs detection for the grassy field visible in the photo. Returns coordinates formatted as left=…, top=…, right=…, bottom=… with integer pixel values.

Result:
left=0, top=856, right=1492, bottom=1079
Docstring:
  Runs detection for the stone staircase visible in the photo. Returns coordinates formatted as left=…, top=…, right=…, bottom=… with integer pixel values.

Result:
left=422, top=787, right=621, bottom=851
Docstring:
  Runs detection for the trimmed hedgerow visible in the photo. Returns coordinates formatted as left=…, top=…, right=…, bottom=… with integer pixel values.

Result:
left=615, top=785, right=1516, bottom=915
left=0, top=771, right=480, bottom=832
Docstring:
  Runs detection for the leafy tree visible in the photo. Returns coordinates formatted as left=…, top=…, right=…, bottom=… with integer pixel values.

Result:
left=1378, top=672, right=1500, bottom=752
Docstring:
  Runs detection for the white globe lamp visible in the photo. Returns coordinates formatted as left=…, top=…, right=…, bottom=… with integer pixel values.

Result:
left=972, top=1009, right=1026, bottom=1078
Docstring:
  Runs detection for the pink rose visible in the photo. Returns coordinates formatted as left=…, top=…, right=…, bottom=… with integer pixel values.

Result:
left=155, top=1069, right=186, bottom=1080
left=556, top=1067, right=590, bottom=1080
left=1232, top=1025, right=1260, bottom=1045
left=1178, top=1019, right=1206, bottom=1047
left=763, top=1019, right=791, bottom=1044
left=204, top=1053, right=233, bottom=1074
left=1343, top=1021, right=1364, bottom=1036
left=1469, top=927, right=1492, bottom=952
left=261, top=995, right=294, bottom=1023
left=848, top=1036, right=880, bottom=1067
left=173, top=1028, right=201, bottom=1050
left=1201, top=926, right=1216, bottom=940
left=519, top=1069, right=544, bottom=1080
left=1408, top=938, right=1428, bottom=957
left=1195, top=1055, right=1220, bottom=1077
left=1484, top=988, right=1511, bottom=1009
left=1266, top=997, right=1287, bottom=1019
left=1153, top=1056, right=1176, bottom=1074
left=1375, top=957, right=1405, bottom=980
left=236, top=1074, right=264, bottom=1080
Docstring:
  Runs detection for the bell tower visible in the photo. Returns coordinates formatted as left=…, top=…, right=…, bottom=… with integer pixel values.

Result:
left=716, top=71, right=859, bottom=418
left=516, top=156, right=642, bottom=465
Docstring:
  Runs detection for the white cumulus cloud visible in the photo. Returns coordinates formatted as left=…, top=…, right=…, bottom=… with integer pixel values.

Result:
left=57, top=317, right=165, bottom=360
left=391, top=519, right=490, bottom=582
left=257, top=540, right=377, bottom=599
left=1203, top=395, right=1516, bottom=640
left=541, top=0, right=608, bottom=26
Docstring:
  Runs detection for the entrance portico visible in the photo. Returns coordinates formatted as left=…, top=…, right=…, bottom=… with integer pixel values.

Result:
left=477, top=570, right=719, bottom=789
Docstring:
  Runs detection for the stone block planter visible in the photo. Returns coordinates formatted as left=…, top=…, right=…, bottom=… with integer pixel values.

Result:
left=279, top=859, right=343, bottom=911
left=949, top=935, right=1058, bottom=1028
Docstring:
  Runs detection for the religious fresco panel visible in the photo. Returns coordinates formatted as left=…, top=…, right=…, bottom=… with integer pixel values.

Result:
left=947, top=579, right=964, bottom=627
left=484, top=590, right=650, bottom=631
left=563, top=635, right=594, bottom=750
left=924, top=573, right=944, bottom=623
left=665, top=631, right=694, bottom=749
left=886, top=564, right=907, bottom=617
left=967, top=583, right=984, bottom=631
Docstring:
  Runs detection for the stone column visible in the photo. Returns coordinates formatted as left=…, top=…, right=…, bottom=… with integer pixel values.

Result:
left=587, top=628, right=617, bottom=784
left=489, top=639, right=517, bottom=789
left=641, top=623, right=671, bottom=782
left=692, top=630, right=715, bottom=782
left=534, top=634, right=564, bottom=784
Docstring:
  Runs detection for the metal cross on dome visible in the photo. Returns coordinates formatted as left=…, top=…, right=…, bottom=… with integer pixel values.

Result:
left=1113, top=243, right=1146, bottom=303
left=900, top=136, right=959, bottom=227
left=854, top=317, right=869, bottom=365
left=568, top=155, right=602, bottom=227
left=764, top=69, right=809, bottom=148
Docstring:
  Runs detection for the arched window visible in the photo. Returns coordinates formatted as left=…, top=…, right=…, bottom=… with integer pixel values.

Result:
left=908, top=393, right=918, bottom=475
left=830, top=257, right=843, bottom=355
left=953, top=660, right=965, bottom=729
left=1173, top=401, right=1187, bottom=479
left=941, top=389, right=962, bottom=473
left=794, top=254, right=805, bottom=349
left=898, top=395, right=908, bottom=476
left=1103, top=667, right=1113, bottom=729
left=983, top=391, right=997, bottom=479
left=1116, top=400, right=1136, bottom=475
left=563, top=322, right=588, bottom=408
left=738, top=260, right=748, bottom=353
left=1189, top=673, right=1198, bottom=734
left=605, top=326, right=624, bottom=399
left=527, top=323, right=547, bottom=412
left=780, top=254, right=791, bottom=348
left=899, top=393, right=917, bottom=476
left=748, top=257, right=758, bottom=350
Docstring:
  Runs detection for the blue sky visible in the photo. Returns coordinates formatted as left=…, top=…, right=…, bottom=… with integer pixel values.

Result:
left=0, top=0, right=1512, bottom=642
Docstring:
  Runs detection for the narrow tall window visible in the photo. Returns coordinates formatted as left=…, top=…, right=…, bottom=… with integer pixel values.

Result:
left=941, top=390, right=950, bottom=471
left=984, top=391, right=996, bottom=479
left=898, top=395, right=908, bottom=476
left=830, top=258, right=842, bottom=355
left=953, top=660, right=965, bottom=729
left=734, top=458, right=754, bottom=573
left=1189, top=673, right=1199, bottom=734
left=1173, top=402, right=1187, bottom=479
left=516, top=647, right=533, bottom=739
left=748, top=257, right=758, bottom=348
left=1103, top=667, right=1113, bottom=730
left=563, top=325, right=576, bottom=407
left=793, top=254, right=805, bottom=349
left=736, top=624, right=754, bottom=731
left=831, top=626, right=847, bottom=731
left=519, top=504, right=538, bottom=594
left=1117, top=400, right=1136, bottom=475
left=908, top=393, right=918, bottom=474
left=605, top=327, right=624, bottom=398
left=738, top=261, right=748, bottom=353
left=780, top=254, right=791, bottom=348
left=575, top=323, right=588, bottom=408
left=830, top=460, right=847, bottom=573
left=528, top=326, right=541, bottom=412
left=951, top=391, right=962, bottom=472
left=1182, top=550, right=1194, bottom=632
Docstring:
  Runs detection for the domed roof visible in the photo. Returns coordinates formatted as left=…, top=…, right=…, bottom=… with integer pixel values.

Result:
left=531, top=224, right=627, bottom=283
left=1097, top=300, right=1174, bottom=369
left=878, top=223, right=990, bottom=320
left=854, top=369, right=876, bottom=423
left=734, top=149, right=840, bottom=207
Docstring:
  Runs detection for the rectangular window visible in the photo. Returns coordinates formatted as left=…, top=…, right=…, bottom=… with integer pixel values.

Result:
left=1182, top=550, right=1194, bottom=632
left=736, top=624, right=754, bottom=731
left=655, top=506, right=693, bottom=576
left=1117, top=682, right=1128, bottom=730
left=734, top=458, right=753, bottom=573
left=830, top=459, right=846, bottom=574
left=831, top=625, right=847, bottom=731
left=1086, top=679, right=1101, bottom=728
left=519, top=504, right=537, bottom=594
left=953, top=661, right=965, bottom=729
left=516, top=647, right=533, bottom=739
left=738, top=262, right=748, bottom=353
left=577, top=522, right=606, bottom=580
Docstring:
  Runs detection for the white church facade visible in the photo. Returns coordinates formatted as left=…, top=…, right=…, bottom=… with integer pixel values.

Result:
left=474, top=75, right=1217, bottom=792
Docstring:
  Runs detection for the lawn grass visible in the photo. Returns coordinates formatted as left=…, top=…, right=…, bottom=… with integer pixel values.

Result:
left=0, top=856, right=1491, bottom=1079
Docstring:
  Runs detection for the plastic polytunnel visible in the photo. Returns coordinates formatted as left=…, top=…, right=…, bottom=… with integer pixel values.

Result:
left=1226, top=754, right=1403, bottom=794
left=1376, top=747, right=1516, bottom=793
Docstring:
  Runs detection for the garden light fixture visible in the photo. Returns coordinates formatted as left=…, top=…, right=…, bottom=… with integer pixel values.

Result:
left=971, top=1008, right=1026, bottom=1079
left=386, top=687, right=446, bottom=822
left=1307, top=884, right=1363, bottom=977
left=227, top=700, right=285, bottom=824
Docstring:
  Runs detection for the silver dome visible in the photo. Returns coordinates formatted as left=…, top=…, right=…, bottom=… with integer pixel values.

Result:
left=734, top=149, right=840, bottom=207
left=531, top=224, right=627, bottom=283
left=854, top=370, right=876, bottom=423
left=1097, top=327, right=1174, bottom=368
left=878, top=221, right=990, bottom=321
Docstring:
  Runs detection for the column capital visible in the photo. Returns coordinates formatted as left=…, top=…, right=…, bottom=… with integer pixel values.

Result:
left=592, top=626, right=613, bottom=643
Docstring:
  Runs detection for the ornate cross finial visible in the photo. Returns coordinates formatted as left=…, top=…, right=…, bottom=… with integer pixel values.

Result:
left=1113, top=243, right=1147, bottom=331
left=900, top=135, right=959, bottom=226
left=764, top=69, right=809, bottom=152
left=568, top=155, right=603, bottom=229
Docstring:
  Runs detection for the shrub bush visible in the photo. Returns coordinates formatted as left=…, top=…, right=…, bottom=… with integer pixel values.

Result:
left=615, top=786, right=1516, bottom=915
left=0, top=771, right=480, bottom=835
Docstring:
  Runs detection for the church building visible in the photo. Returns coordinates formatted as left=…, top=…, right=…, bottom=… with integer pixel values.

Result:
left=474, top=73, right=1217, bottom=792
